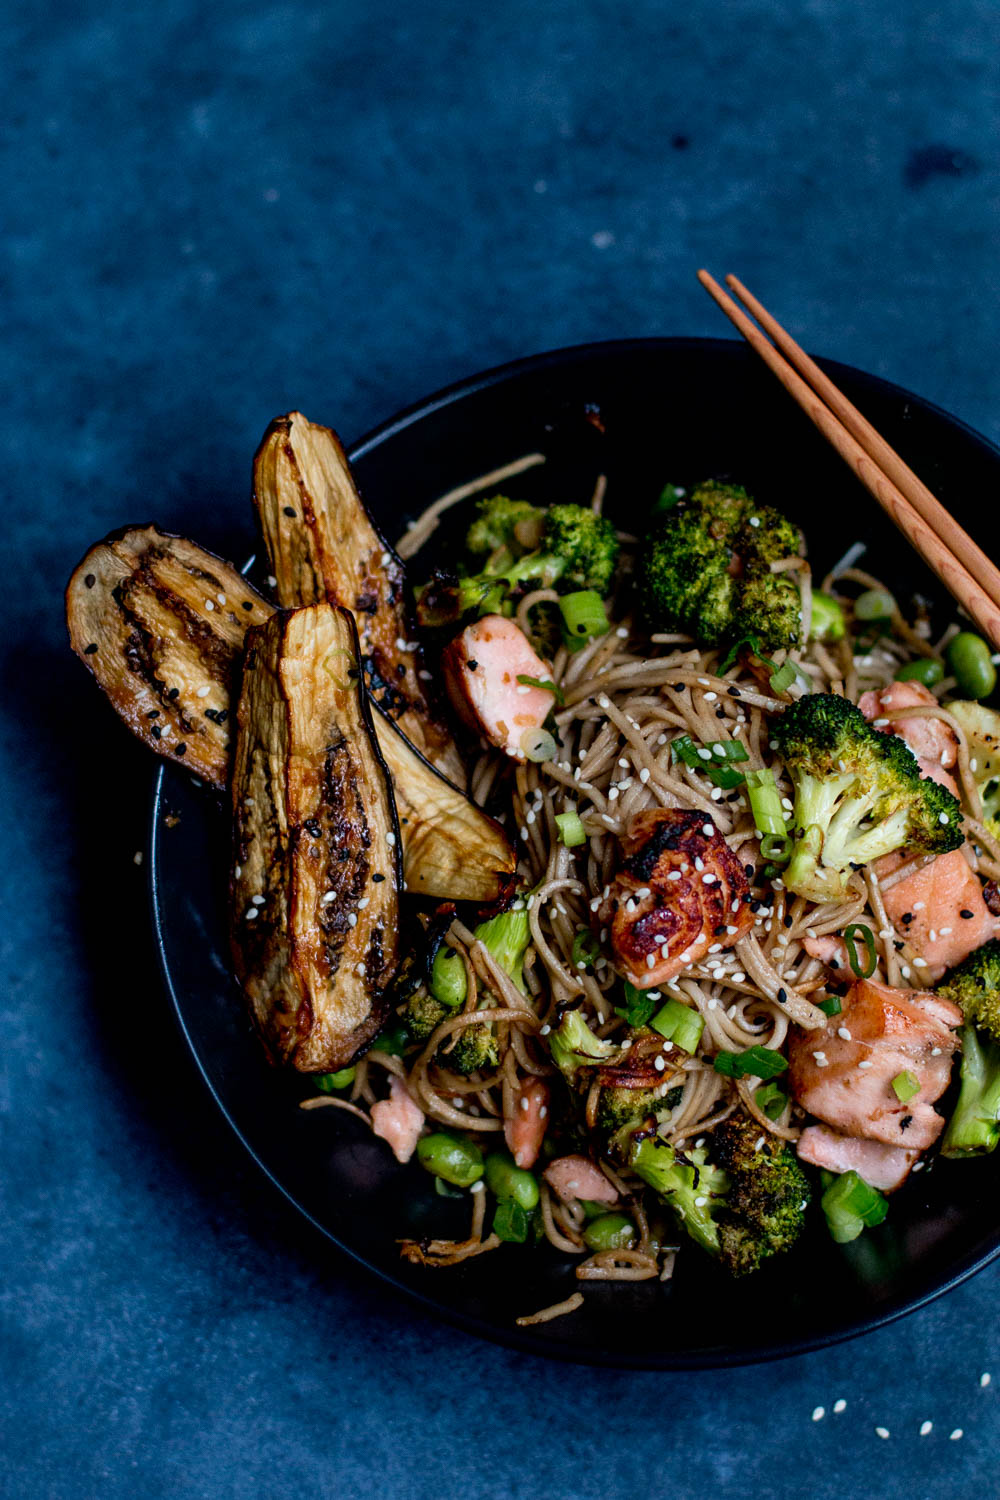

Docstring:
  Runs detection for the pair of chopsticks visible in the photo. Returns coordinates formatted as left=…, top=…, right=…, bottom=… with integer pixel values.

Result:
left=697, top=270, right=1000, bottom=651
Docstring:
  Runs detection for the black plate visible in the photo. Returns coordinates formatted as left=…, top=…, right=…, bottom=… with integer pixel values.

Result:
left=150, top=337, right=1000, bottom=1367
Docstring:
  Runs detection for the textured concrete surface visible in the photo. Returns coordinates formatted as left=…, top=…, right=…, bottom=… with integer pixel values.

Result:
left=4, top=1, right=1000, bottom=1496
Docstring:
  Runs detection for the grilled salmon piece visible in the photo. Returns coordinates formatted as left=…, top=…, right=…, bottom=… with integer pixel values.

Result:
left=371, top=1076, right=425, bottom=1163
left=797, top=1123, right=918, bottom=1192
left=600, top=808, right=753, bottom=989
left=544, top=1155, right=619, bottom=1205
left=788, top=976, right=961, bottom=1151
left=858, top=680, right=960, bottom=796
left=441, top=615, right=555, bottom=761
left=882, top=847, right=1000, bottom=979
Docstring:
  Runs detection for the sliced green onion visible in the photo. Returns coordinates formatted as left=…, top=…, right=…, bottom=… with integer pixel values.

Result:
left=614, top=979, right=659, bottom=1029
left=892, top=1069, right=920, bottom=1104
left=854, top=588, right=896, bottom=622
left=650, top=998, right=705, bottom=1055
left=760, top=832, right=791, bottom=864
left=315, top=1066, right=356, bottom=1093
left=810, top=592, right=846, bottom=643
left=768, top=660, right=798, bottom=694
left=745, top=767, right=787, bottom=836
left=820, top=1169, right=889, bottom=1243
left=817, top=994, right=843, bottom=1017
left=754, top=1081, right=788, bottom=1120
left=520, top=727, right=557, bottom=762
left=559, top=590, right=610, bottom=650
left=844, top=923, right=877, bottom=979
left=671, top=735, right=747, bottom=789
left=651, top=482, right=683, bottom=518
left=516, top=674, right=565, bottom=705
left=572, top=930, right=601, bottom=970
left=430, top=944, right=468, bottom=1009
left=493, top=1198, right=530, bottom=1243
left=714, top=1045, right=788, bottom=1080
left=555, top=808, right=587, bottom=847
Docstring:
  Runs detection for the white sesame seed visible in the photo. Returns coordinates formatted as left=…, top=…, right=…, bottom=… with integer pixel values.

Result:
left=710, top=786, right=723, bottom=800
left=697, top=747, right=712, bottom=761
left=702, top=873, right=716, bottom=885
left=703, top=823, right=714, bottom=837
left=919, top=1421, right=932, bottom=1435
left=749, top=516, right=761, bottom=528
left=654, top=1055, right=666, bottom=1071
left=234, top=866, right=241, bottom=878
left=858, top=1060, right=873, bottom=1069
left=981, top=1372, right=992, bottom=1387
left=754, top=1135, right=766, bottom=1152
left=616, top=626, right=629, bottom=638
left=694, top=1195, right=707, bottom=1207
left=246, top=907, right=259, bottom=920
left=419, top=669, right=433, bottom=680
left=656, top=734, right=667, bottom=746
left=731, top=971, right=746, bottom=983
left=386, top=831, right=396, bottom=846
left=321, top=891, right=335, bottom=904
left=597, top=695, right=610, bottom=709
left=939, top=812, right=950, bottom=825
left=196, top=685, right=211, bottom=698
left=667, top=870, right=682, bottom=881
left=901, top=966, right=911, bottom=979
left=833, top=1399, right=846, bottom=1414
left=704, top=691, right=718, bottom=703
left=358, top=897, right=369, bottom=909
left=526, top=810, right=536, bottom=825
left=912, top=1160, right=924, bottom=1171
left=266, top=575, right=277, bottom=587
left=913, top=901, right=926, bottom=910
left=133, top=851, right=143, bottom=866
left=812, top=1406, right=825, bottom=1422
left=837, top=1027, right=852, bottom=1040
left=205, top=599, right=215, bottom=611
left=244, top=797, right=254, bottom=806
left=539, top=1105, right=548, bottom=1118
left=516, top=684, right=532, bottom=695
left=251, top=894, right=265, bottom=906
left=355, top=962, right=366, bottom=975
left=913, top=958, right=929, bottom=969
left=520, top=826, right=529, bottom=840
left=540, top=1024, right=551, bottom=1036
left=939, top=925, right=952, bottom=935
left=694, top=857, right=705, bottom=871
left=950, top=1429, right=963, bottom=1441
left=639, top=767, right=651, bottom=783
left=708, top=943, right=723, bottom=954
left=698, top=677, right=710, bottom=686
left=875, top=1427, right=890, bottom=1439
left=931, top=1046, right=941, bottom=1056
left=608, top=787, right=619, bottom=801
left=813, top=1054, right=829, bottom=1068
left=647, top=954, right=657, bottom=968
left=347, top=913, right=357, bottom=927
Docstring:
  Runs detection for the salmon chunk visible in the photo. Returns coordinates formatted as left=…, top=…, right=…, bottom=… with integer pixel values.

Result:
left=882, top=847, right=1000, bottom=978
left=504, top=1077, right=550, bottom=1169
left=441, top=615, right=555, bottom=760
left=788, top=976, right=961, bottom=1151
left=797, top=1123, right=919, bottom=1192
left=370, top=1076, right=425, bottom=1163
left=858, top=680, right=960, bottom=796
left=599, top=808, right=754, bottom=989
left=543, top=1154, right=619, bottom=1205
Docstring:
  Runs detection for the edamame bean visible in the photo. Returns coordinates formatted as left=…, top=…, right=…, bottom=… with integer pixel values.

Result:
left=430, top=943, right=468, bottom=1009
left=895, top=657, right=944, bottom=688
left=854, top=588, right=896, bottom=621
left=416, top=1132, right=484, bottom=1186
left=371, top=1022, right=410, bottom=1057
left=810, top=592, right=846, bottom=642
left=947, top=631, right=997, bottom=700
left=582, top=1213, right=638, bottom=1252
left=315, top=1066, right=356, bottom=1093
left=484, top=1151, right=540, bottom=1210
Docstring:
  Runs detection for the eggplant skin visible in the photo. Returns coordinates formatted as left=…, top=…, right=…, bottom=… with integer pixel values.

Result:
left=231, top=605, right=402, bottom=1071
left=65, top=525, right=272, bottom=791
left=252, top=411, right=465, bottom=785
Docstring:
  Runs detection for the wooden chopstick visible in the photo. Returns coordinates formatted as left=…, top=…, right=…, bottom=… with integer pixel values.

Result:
left=696, top=268, right=1000, bottom=650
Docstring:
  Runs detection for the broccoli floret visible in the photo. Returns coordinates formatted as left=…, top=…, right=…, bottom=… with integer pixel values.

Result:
left=595, top=1082, right=673, bottom=1135
left=636, top=480, right=804, bottom=650
left=400, top=988, right=452, bottom=1043
left=548, top=1009, right=616, bottom=1076
left=733, top=571, right=804, bottom=653
left=628, top=1112, right=810, bottom=1274
left=629, top=1135, right=729, bottom=1255
left=774, top=693, right=964, bottom=902
left=711, top=1111, right=812, bottom=1275
left=937, top=940, right=1000, bottom=1044
left=465, top=494, right=543, bottom=558
left=433, top=903, right=532, bottom=1077
left=941, top=1024, right=1000, bottom=1157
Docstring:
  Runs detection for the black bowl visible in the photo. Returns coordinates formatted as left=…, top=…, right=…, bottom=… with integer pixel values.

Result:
left=150, top=337, right=1000, bottom=1367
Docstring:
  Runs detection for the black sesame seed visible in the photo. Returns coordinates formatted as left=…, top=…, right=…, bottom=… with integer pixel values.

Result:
left=776, top=987, right=787, bottom=1004
left=372, top=873, right=385, bottom=883
left=305, top=818, right=322, bottom=838
left=783, top=913, right=793, bottom=928
left=84, top=642, right=98, bottom=654
left=713, top=924, right=727, bottom=936
left=900, top=911, right=914, bottom=924
left=147, top=709, right=160, bottom=718
left=84, top=573, right=96, bottom=589
left=168, top=687, right=179, bottom=701
left=467, top=659, right=478, bottom=671
left=242, top=600, right=253, bottom=611
left=899, top=1114, right=913, bottom=1131
left=283, top=506, right=296, bottom=517
left=715, top=707, right=726, bottom=719
left=728, top=686, right=742, bottom=698
left=960, top=908, right=974, bottom=919
left=151, top=725, right=162, bottom=739
left=744, top=864, right=755, bottom=878
left=673, top=683, right=686, bottom=692
left=395, top=664, right=406, bottom=677
left=175, top=743, right=187, bottom=757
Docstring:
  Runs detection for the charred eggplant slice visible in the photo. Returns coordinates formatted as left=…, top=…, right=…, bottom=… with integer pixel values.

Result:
left=231, top=605, right=401, bottom=1071
left=374, top=714, right=516, bottom=903
left=252, top=411, right=465, bottom=785
left=68, top=525, right=515, bottom=902
left=66, top=525, right=272, bottom=790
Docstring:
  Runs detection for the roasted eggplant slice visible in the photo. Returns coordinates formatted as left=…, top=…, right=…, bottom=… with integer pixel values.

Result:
left=66, top=525, right=272, bottom=790
left=231, top=605, right=401, bottom=1071
left=68, top=525, right=515, bottom=901
left=374, top=714, right=516, bottom=903
left=252, top=411, right=466, bottom=785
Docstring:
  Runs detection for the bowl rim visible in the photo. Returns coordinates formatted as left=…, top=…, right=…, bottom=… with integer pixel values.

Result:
left=149, top=334, right=1000, bottom=1368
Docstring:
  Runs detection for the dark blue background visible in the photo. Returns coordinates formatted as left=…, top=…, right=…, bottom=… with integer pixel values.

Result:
left=5, top=2, right=1000, bottom=1495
